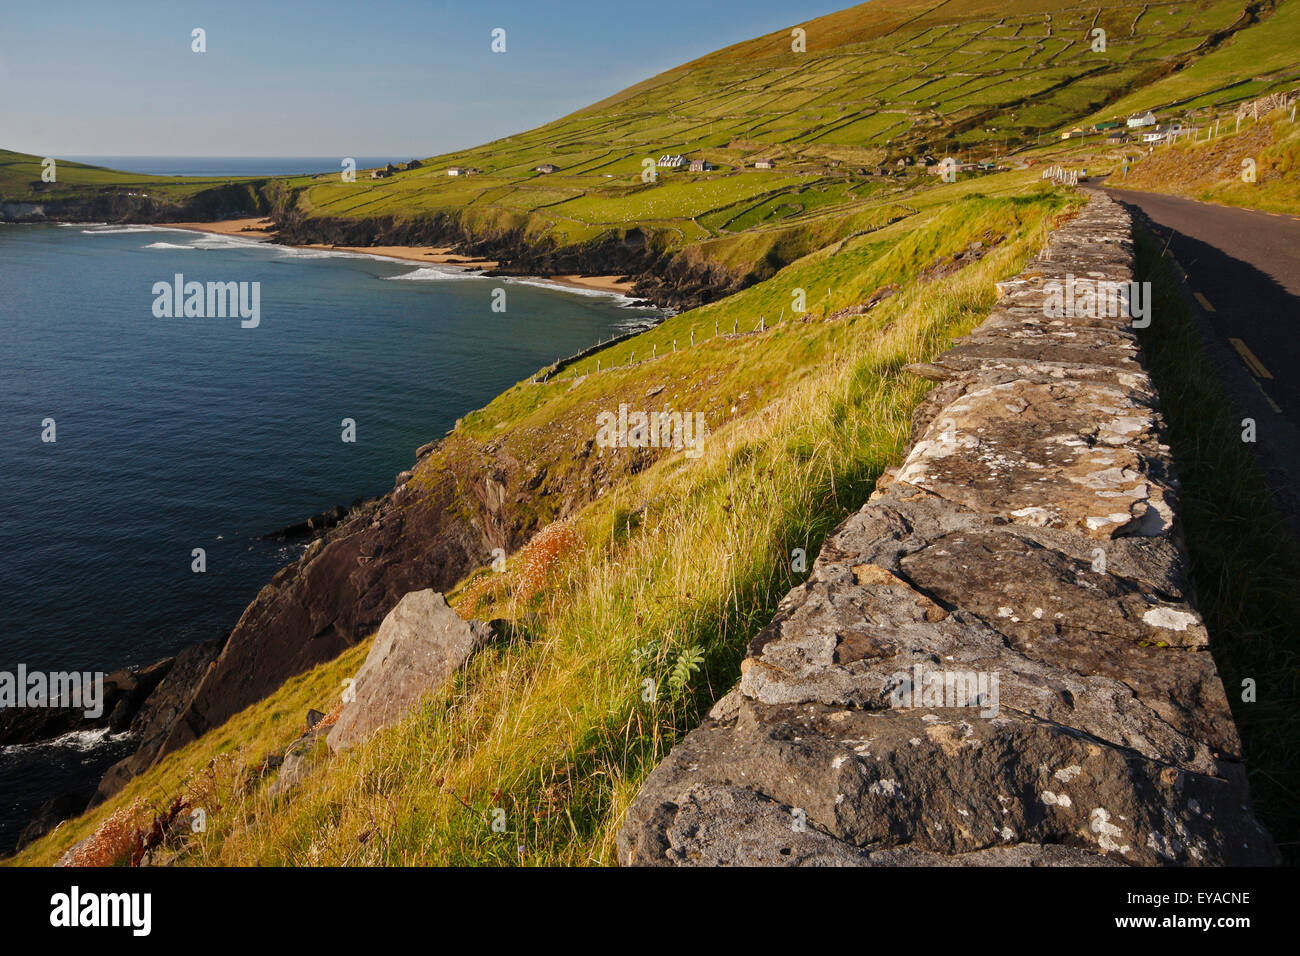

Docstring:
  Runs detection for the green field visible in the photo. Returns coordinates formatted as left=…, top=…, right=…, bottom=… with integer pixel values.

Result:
left=263, top=0, right=1291, bottom=266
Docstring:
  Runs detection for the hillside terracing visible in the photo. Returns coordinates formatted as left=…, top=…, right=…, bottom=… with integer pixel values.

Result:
left=618, top=191, right=1277, bottom=866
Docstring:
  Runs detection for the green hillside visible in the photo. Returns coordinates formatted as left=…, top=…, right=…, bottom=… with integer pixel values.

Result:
left=11, top=183, right=1082, bottom=866
left=0, top=149, right=269, bottom=208
left=5, top=1, right=1293, bottom=279
left=5, top=0, right=1298, bottom=868
left=281, top=0, right=1284, bottom=254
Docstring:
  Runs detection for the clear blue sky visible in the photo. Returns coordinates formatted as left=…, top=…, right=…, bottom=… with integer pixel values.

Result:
left=2, top=0, right=854, bottom=157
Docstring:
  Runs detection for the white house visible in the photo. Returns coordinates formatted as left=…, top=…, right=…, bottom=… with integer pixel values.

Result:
left=1126, top=111, right=1157, bottom=128
left=657, top=154, right=688, bottom=169
left=1142, top=122, right=1184, bottom=143
left=447, top=166, right=466, bottom=176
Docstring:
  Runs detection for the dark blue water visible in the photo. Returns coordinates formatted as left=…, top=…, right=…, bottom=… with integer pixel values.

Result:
left=0, top=224, right=655, bottom=673
left=62, top=157, right=403, bottom=178
left=0, top=222, right=655, bottom=848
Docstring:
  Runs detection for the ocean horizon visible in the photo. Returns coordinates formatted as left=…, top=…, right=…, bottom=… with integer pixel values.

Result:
left=61, top=156, right=408, bottom=178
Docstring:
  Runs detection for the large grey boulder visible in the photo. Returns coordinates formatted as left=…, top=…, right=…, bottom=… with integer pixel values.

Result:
left=327, top=590, right=497, bottom=753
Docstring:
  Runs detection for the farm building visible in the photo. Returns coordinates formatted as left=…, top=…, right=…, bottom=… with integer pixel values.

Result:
left=657, top=154, right=688, bottom=168
left=534, top=163, right=559, bottom=174
left=1141, top=122, right=1185, bottom=143
left=753, top=158, right=775, bottom=169
left=688, top=159, right=713, bottom=172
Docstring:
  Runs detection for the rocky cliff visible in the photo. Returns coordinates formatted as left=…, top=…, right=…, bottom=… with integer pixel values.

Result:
left=94, top=394, right=672, bottom=802
left=273, top=207, right=750, bottom=312
left=0, top=181, right=269, bottom=224
left=617, top=191, right=1277, bottom=866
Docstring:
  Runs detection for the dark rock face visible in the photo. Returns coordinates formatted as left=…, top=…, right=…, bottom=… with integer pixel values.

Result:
left=14, top=788, right=99, bottom=854
left=618, top=192, right=1277, bottom=867
left=92, top=637, right=226, bottom=804
left=93, top=475, right=487, bottom=797
left=274, top=211, right=753, bottom=312
left=0, top=182, right=268, bottom=225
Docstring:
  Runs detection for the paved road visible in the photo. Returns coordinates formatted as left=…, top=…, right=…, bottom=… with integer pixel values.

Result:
left=1102, top=187, right=1300, bottom=523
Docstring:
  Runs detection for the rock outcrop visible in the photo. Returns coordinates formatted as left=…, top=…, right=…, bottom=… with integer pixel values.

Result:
left=267, top=724, right=329, bottom=799
left=327, top=590, right=498, bottom=752
left=0, top=181, right=268, bottom=225
left=618, top=191, right=1276, bottom=867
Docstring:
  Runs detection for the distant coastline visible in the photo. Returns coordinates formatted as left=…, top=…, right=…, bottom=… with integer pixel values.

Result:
left=60, top=156, right=403, bottom=179
left=165, top=216, right=641, bottom=297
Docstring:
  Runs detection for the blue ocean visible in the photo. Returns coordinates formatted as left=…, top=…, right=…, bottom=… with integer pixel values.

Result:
left=0, top=208, right=656, bottom=847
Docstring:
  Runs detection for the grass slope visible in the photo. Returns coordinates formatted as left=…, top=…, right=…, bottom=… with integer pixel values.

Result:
left=1079, top=0, right=1300, bottom=120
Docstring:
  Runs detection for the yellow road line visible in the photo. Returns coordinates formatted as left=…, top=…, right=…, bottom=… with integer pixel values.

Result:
left=1193, top=291, right=1215, bottom=311
left=1230, top=337, right=1274, bottom=380
left=1256, top=380, right=1283, bottom=414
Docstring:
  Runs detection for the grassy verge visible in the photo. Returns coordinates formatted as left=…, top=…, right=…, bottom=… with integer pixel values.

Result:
left=1122, top=110, right=1300, bottom=215
left=1135, top=227, right=1300, bottom=864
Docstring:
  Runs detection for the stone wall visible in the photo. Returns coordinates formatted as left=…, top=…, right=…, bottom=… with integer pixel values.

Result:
left=618, top=192, right=1276, bottom=866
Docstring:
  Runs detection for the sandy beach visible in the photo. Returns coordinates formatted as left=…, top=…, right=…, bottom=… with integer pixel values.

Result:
left=309, top=243, right=500, bottom=270
left=167, top=217, right=278, bottom=239
left=165, top=219, right=638, bottom=294
left=547, top=273, right=637, bottom=294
